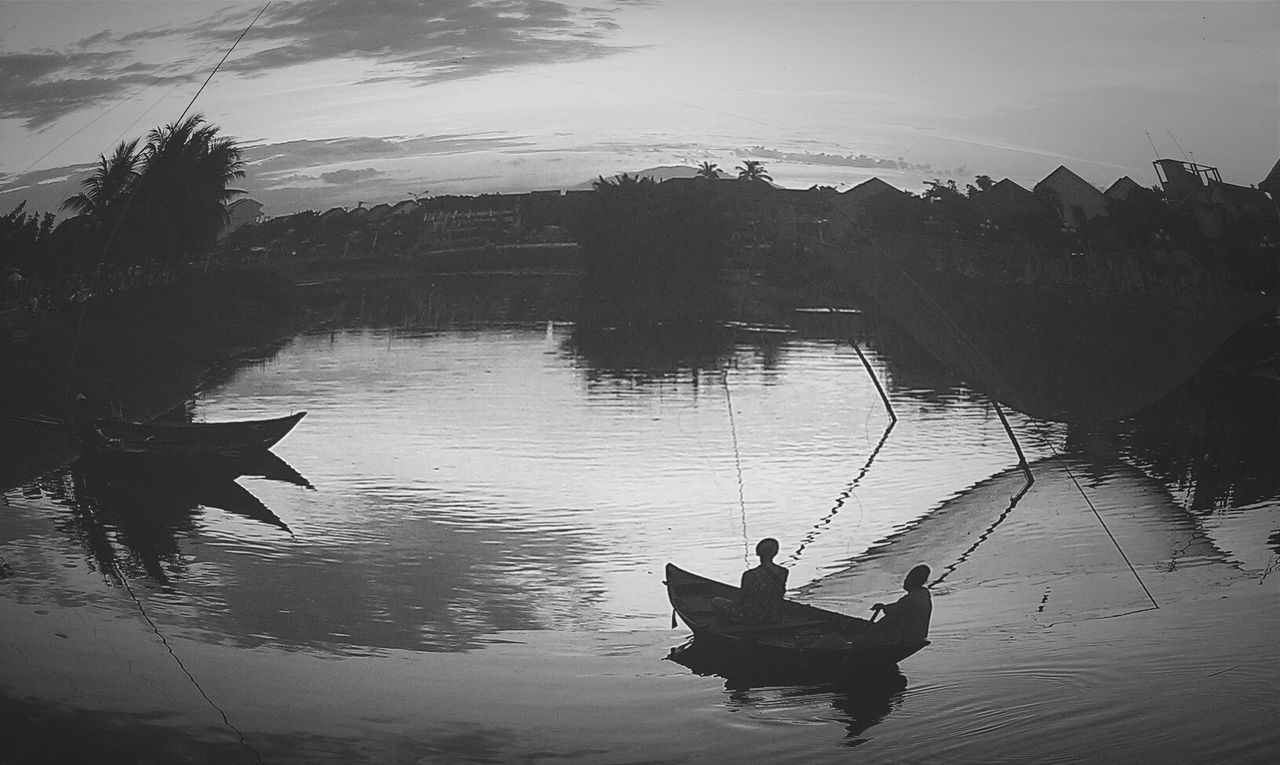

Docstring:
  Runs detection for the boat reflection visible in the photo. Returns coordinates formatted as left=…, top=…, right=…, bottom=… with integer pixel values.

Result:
left=667, top=638, right=908, bottom=743
left=51, top=452, right=309, bottom=583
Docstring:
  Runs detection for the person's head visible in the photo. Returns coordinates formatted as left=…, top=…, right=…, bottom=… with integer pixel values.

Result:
left=903, top=564, right=930, bottom=591
left=756, top=537, right=780, bottom=562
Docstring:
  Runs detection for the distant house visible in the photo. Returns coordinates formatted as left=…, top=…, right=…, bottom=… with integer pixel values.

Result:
left=1155, top=158, right=1278, bottom=239
left=388, top=200, right=421, bottom=219
left=364, top=203, right=393, bottom=223
left=219, top=198, right=263, bottom=240
left=1256, top=158, right=1280, bottom=219
left=320, top=207, right=348, bottom=224
left=834, top=178, right=906, bottom=224
left=1033, top=166, right=1108, bottom=227
left=1103, top=176, right=1143, bottom=202
left=971, top=178, right=1048, bottom=226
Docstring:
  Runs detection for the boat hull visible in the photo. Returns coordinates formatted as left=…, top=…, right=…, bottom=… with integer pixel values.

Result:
left=81, top=411, right=306, bottom=458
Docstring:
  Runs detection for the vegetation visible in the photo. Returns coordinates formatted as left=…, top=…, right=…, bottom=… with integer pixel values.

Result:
left=696, top=162, right=721, bottom=180
left=736, top=160, right=771, bottom=182
left=578, top=173, right=729, bottom=326
left=1, top=202, right=56, bottom=277
left=56, top=114, right=244, bottom=276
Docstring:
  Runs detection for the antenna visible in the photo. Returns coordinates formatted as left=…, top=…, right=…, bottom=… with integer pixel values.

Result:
left=1145, top=131, right=1160, bottom=159
left=1167, top=129, right=1190, bottom=163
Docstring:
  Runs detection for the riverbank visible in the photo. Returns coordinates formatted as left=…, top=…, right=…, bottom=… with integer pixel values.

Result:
left=0, top=269, right=307, bottom=489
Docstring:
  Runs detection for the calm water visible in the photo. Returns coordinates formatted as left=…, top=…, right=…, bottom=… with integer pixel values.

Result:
left=3, top=314, right=1278, bottom=763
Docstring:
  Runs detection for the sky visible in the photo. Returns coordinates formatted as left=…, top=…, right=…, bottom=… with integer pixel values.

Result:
left=1, top=0, right=1277, bottom=218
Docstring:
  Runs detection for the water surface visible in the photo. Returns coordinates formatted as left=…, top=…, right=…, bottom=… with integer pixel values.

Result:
left=3, top=316, right=1277, bottom=763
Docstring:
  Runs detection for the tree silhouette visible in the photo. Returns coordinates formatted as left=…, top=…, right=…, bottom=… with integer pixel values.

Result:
left=60, top=139, right=142, bottom=222
left=133, top=114, right=245, bottom=266
left=736, top=160, right=771, bottom=182
left=59, top=114, right=245, bottom=272
left=696, top=161, right=721, bottom=180
left=579, top=176, right=729, bottom=326
left=592, top=173, right=655, bottom=192
left=58, top=139, right=143, bottom=269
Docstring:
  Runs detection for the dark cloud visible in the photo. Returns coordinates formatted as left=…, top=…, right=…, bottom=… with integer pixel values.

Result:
left=219, top=0, right=626, bottom=83
left=319, top=167, right=383, bottom=184
left=4, top=1, right=628, bottom=128
left=0, top=50, right=154, bottom=129
left=76, top=30, right=116, bottom=48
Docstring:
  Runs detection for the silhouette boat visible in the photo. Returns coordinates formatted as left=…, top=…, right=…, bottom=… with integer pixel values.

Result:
left=665, top=563, right=928, bottom=674
left=80, top=411, right=306, bottom=457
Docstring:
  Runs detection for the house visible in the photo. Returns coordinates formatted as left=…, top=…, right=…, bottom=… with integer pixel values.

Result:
left=320, top=207, right=348, bottom=224
left=1256, top=158, right=1280, bottom=219
left=218, top=198, right=263, bottom=239
left=1033, top=166, right=1108, bottom=227
left=1103, top=176, right=1143, bottom=202
left=388, top=199, right=421, bottom=219
left=1154, top=158, right=1278, bottom=239
left=971, top=178, right=1049, bottom=226
left=833, top=178, right=906, bottom=225
left=364, top=203, right=393, bottom=223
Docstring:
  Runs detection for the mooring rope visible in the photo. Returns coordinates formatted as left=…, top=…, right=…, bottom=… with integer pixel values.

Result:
left=78, top=485, right=262, bottom=764
left=721, top=367, right=751, bottom=564
left=49, top=9, right=274, bottom=759
left=113, top=562, right=264, bottom=765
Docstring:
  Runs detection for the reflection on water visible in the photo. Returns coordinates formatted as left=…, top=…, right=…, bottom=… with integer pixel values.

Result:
left=3, top=311, right=1277, bottom=762
left=35, top=453, right=305, bottom=584
left=667, top=637, right=908, bottom=745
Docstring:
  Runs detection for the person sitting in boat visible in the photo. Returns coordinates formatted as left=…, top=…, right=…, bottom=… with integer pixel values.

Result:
left=869, top=564, right=932, bottom=644
left=712, top=537, right=789, bottom=624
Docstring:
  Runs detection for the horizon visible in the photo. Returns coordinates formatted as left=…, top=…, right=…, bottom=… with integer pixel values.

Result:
left=2, top=1, right=1276, bottom=219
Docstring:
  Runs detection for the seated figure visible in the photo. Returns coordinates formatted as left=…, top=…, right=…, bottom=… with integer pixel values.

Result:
left=869, top=564, right=932, bottom=645
left=712, top=538, right=789, bottom=624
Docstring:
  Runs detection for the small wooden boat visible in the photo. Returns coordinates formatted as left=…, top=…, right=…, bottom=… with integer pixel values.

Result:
left=665, top=563, right=928, bottom=673
left=80, top=411, right=306, bottom=458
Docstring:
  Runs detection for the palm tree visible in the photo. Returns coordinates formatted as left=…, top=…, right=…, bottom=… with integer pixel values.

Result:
left=59, top=138, right=143, bottom=267
left=736, top=160, right=771, bottom=182
left=696, top=161, right=720, bottom=180
left=592, top=172, right=655, bottom=193
left=60, top=138, right=142, bottom=222
left=134, top=113, right=245, bottom=265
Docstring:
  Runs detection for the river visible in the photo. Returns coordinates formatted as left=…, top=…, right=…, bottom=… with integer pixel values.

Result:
left=2, top=305, right=1277, bottom=763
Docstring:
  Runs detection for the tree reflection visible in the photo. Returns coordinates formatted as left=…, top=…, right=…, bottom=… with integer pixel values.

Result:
left=566, top=322, right=734, bottom=384
left=565, top=322, right=802, bottom=392
left=41, top=453, right=306, bottom=584
left=1060, top=368, right=1280, bottom=515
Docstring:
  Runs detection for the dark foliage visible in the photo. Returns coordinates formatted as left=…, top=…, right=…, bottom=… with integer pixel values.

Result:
left=577, top=178, right=730, bottom=326
left=52, top=114, right=244, bottom=277
left=1, top=202, right=56, bottom=274
left=1104, top=186, right=1188, bottom=247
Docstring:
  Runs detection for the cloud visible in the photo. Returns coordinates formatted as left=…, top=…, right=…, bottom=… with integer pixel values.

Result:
left=241, top=133, right=535, bottom=180
left=222, top=0, right=626, bottom=77
left=2, top=1, right=628, bottom=129
left=0, top=50, right=154, bottom=129
left=319, top=167, right=382, bottom=184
